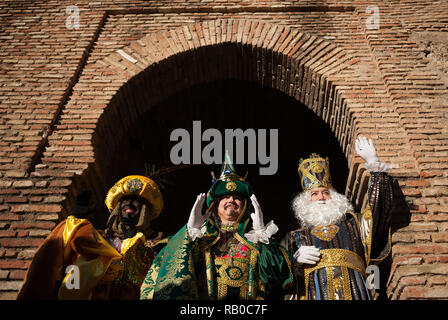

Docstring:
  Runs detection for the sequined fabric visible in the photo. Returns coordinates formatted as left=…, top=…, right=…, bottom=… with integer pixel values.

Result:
left=94, top=235, right=155, bottom=299
left=105, top=235, right=122, bottom=253
left=213, top=230, right=249, bottom=259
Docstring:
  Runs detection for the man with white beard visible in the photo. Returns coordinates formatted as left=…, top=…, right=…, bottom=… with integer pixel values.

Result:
left=287, top=136, right=394, bottom=300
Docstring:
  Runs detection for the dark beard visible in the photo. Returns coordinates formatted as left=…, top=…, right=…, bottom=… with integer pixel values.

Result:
left=120, top=217, right=137, bottom=239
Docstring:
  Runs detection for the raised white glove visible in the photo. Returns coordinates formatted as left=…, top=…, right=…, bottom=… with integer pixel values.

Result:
left=355, top=136, right=378, bottom=165
left=355, top=136, right=392, bottom=172
left=245, top=194, right=278, bottom=244
left=249, top=194, right=265, bottom=231
left=187, top=193, right=210, bottom=241
left=293, top=246, right=321, bottom=265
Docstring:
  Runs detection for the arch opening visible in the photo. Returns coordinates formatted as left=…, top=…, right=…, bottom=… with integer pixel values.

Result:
left=60, top=26, right=357, bottom=240
left=89, top=79, right=348, bottom=240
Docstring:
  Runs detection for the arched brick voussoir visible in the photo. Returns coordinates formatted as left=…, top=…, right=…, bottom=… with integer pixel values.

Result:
left=90, top=20, right=358, bottom=130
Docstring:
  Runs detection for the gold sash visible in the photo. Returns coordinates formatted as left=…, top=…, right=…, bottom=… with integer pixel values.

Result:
left=302, top=249, right=366, bottom=300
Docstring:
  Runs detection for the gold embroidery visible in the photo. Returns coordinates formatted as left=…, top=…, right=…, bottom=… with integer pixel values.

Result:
left=308, top=249, right=365, bottom=273
left=352, top=206, right=392, bottom=265
left=326, top=266, right=335, bottom=300
left=147, top=232, right=195, bottom=298
left=333, top=277, right=343, bottom=290
left=311, top=225, right=339, bottom=241
left=363, top=209, right=372, bottom=219
left=225, top=181, right=237, bottom=191
left=313, top=163, right=324, bottom=173
left=298, top=156, right=333, bottom=190
left=143, top=262, right=160, bottom=300
left=215, top=258, right=250, bottom=299
left=227, top=266, right=243, bottom=279
left=342, top=266, right=352, bottom=300
left=303, top=249, right=366, bottom=300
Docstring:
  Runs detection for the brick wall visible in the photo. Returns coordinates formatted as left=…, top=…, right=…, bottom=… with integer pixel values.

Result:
left=0, top=1, right=447, bottom=299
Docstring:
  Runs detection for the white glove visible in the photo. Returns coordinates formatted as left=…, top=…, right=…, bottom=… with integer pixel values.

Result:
left=355, top=136, right=378, bottom=165
left=364, top=161, right=392, bottom=173
left=355, top=136, right=392, bottom=172
left=244, top=194, right=278, bottom=244
left=293, top=246, right=321, bottom=265
left=187, top=193, right=210, bottom=241
left=249, top=194, right=265, bottom=230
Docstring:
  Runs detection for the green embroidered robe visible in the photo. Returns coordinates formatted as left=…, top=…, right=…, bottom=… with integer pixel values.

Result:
left=140, top=221, right=293, bottom=300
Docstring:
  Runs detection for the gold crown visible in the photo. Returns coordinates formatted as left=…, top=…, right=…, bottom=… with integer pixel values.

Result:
left=105, top=175, right=163, bottom=221
left=298, top=153, right=333, bottom=191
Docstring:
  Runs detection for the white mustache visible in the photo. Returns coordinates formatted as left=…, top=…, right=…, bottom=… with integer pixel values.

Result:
left=292, top=190, right=353, bottom=227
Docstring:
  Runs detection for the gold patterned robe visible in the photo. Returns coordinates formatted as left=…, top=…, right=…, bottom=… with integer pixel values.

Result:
left=288, top=172, right=393, bottom=300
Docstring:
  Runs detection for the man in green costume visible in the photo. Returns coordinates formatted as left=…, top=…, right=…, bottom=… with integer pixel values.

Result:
left=140, top=161, right=293, bottom=300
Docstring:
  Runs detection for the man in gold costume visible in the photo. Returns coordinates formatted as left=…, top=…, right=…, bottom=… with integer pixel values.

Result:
left=287, top=136, right=394, bottom=300
left=141, top=160, right=293, bottom=300
left=17, top=175, right=163, bottom=300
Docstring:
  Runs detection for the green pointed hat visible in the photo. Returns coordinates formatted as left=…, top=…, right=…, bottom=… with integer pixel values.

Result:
left=206, top=151, right=252, bottom=207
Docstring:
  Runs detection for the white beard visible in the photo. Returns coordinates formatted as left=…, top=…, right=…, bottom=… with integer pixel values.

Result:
left=292, top=190, right=354, bottom=228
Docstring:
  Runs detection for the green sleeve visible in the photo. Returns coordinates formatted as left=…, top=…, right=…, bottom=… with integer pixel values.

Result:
left=140, top=225, right=199, bottom=300
left=257, top=238, right=294, bottom=290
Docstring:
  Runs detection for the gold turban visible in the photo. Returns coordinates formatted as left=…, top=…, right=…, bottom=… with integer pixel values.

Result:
left=105, top=175, right=163, bottom=221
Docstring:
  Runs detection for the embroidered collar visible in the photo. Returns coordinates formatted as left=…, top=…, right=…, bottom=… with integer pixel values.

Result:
left=219, top=221, right=236, bottom=233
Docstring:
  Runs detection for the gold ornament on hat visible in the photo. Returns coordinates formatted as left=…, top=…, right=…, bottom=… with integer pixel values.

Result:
left=105, top=175, right=163, bottom=221
left=226, top=181, right=237, bottom=191
left=298, top=153, right=333, bottom=191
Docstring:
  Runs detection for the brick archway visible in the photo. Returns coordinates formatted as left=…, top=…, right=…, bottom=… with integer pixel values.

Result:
left=48, top=19, right=379, bottom=209
left=20, top=19, right=414, bottom=298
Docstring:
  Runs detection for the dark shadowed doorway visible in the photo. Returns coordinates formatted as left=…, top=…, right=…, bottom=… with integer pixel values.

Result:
left=98, top=79, right=348, bottom=241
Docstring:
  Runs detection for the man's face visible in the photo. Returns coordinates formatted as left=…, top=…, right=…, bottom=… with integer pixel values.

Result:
left=120, top=195, right=144, bottom=223
left=310, top=187, right=332, bottom=202
left=216, top=194, right=244, bottom=224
